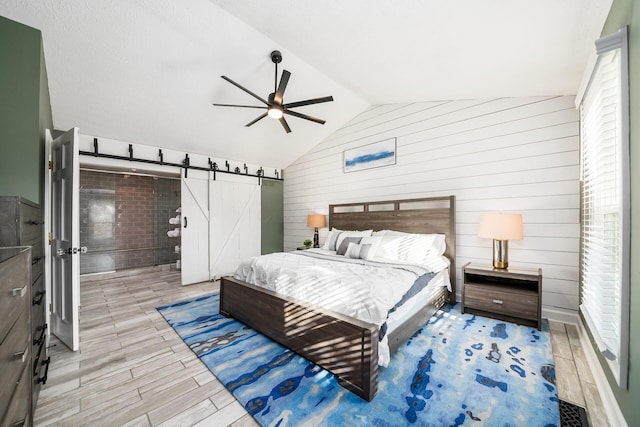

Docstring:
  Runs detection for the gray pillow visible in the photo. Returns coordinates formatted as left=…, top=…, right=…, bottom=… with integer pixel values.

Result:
left=337, top=237, right=362, bottom=255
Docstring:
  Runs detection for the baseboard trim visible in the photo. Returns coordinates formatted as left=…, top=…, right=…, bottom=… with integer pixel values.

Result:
left=577, top=318, right=628, bottom=427
left=542, top=306, right=578, bottom=325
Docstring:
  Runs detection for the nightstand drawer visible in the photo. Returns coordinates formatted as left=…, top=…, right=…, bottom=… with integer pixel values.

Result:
left=464, top=284, right=538, bottom=320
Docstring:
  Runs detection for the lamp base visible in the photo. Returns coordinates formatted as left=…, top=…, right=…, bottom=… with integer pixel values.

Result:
left=492, top=239, right=509, bottom=269
left=313, top=228, right=319, bottom=248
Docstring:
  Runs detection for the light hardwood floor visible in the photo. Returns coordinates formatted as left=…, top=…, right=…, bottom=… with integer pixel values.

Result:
left=35, top=267, right=608, bottom=426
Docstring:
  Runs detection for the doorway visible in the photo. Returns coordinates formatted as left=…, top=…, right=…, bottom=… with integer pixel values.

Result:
left=79, top=169, right=181, bottom=275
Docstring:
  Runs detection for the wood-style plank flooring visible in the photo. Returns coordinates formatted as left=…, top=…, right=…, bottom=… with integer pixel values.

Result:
left=35, top=267, right=608, bottom=426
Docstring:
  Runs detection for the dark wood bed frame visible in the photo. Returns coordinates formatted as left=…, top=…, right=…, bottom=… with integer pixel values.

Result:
left=220, top=196, right=456, bottom=401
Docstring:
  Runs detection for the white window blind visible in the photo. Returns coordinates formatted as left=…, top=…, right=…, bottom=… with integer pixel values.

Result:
left=578, top=27, right=629, bottom=389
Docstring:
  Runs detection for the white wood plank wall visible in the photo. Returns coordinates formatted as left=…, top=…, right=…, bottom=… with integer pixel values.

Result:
left=283, top=96, right=580, bottom=321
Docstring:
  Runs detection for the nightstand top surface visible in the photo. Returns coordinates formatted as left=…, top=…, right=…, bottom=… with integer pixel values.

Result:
left=464, top=262, right=540, bottom=276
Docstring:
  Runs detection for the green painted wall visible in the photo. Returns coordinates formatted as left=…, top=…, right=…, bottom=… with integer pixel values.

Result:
left=0, top=16, right=52, bottom=204
left=261, top=179, right=283, bottom=254
left=596, top=1, right=638, bottom=425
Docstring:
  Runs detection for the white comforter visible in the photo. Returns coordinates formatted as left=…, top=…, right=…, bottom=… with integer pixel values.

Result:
left=233, top=249, right=431, bottom=327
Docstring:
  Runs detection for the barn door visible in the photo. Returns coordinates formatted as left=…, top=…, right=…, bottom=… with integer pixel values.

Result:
left=180, top=171, right=210, bottom=285
left=209, top=176, right=261, bottom=279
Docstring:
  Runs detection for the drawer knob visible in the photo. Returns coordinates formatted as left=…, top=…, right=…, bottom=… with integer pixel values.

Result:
left=492, top=299, right=504, bottom=305
left=12, top=285, right=27, bottom=298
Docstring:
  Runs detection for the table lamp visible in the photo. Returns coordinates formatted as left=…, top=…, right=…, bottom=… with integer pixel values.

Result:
left=307, top=214, right=326, bottom=248
left=478, top=213, right=523, bottom=269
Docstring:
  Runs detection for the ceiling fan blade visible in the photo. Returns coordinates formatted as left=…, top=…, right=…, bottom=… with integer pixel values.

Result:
left=279, top=117, right=292, bottom=133
left=283, top=96, right=334, bottom=109
left=221, top=75, right=269, bottom=105
left=273, top=70, right=291, bottom=105
left=246, top=112, right=268, bottom=127
left=284, top=109, right=326, bottom=125
left=213, top=103, right=266, bottom=109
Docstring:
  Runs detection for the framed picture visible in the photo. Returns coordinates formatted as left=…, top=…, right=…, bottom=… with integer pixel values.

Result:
left=343, top=138, right=396, bottom=173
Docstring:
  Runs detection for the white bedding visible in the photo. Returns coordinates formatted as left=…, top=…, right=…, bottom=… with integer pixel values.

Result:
left=233, top=248, right=449, bottom=367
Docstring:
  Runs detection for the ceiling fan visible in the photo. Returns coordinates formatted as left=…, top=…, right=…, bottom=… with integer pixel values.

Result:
left=213, top=50, right=334, bottom=133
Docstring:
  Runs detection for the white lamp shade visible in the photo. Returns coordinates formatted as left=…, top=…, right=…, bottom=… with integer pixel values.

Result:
left=478, top=213, right=523, bottom=240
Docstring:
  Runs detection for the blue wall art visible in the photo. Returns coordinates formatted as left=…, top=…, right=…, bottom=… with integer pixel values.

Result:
left=343, top=138, right=396, bottom=172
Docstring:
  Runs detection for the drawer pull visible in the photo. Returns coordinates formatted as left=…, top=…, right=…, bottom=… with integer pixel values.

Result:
left=33, top=323, right=48, bottom=346
left=492, top=299, right=504, bottom=305
left=13, top=347, right=28, bottom=363
left=37, top=357, right=51, bottom=385
left=12, top=285, right=27, bottom=298
left=33, top=290, right=46, bottom=306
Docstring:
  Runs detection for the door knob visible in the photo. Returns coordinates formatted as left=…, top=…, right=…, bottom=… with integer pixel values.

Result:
left=57, top=247, right=88, bottom=256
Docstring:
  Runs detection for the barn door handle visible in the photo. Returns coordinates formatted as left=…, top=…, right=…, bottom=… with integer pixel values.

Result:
left=183, top=217, right=188, bottom=228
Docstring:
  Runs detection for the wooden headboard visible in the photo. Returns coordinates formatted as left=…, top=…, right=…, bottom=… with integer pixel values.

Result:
left=329, top=196, right=456, bottom=302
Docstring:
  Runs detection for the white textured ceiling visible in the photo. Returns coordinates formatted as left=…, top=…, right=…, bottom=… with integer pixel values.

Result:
left=0, top=0, right=611, bottom=169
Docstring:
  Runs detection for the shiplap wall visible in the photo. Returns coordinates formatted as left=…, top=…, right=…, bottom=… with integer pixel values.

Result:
left=283, top=96, right=580, bottom=321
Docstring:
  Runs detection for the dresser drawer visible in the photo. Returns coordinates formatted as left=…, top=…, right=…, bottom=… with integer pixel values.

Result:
left=18, top=202, right=42, bottom=246
left=464, top=284, right=538, bottom=320
left=0, top=249, right=30, bottom=341
left=1, top=360, right=31, bottom=427
left=0, top=308, right=31, bottom=417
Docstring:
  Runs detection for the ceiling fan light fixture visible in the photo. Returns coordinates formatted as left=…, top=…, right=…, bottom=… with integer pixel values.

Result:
left=268, top=106, right=283, bottom=119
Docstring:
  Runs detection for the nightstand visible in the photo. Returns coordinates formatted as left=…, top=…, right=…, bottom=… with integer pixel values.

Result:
left=462, top=262, right=542, bottom=330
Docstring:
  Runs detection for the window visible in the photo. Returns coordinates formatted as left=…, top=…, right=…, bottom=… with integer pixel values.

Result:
left=578, top=27, right=630, bottom=388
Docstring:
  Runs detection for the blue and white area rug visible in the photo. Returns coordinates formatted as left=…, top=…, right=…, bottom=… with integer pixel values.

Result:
left=157, top=293, right=559, bottom=426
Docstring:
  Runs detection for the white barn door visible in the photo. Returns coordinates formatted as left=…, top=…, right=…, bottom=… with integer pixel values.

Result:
left=209, top=176, right=261, bottom=279
left=181, top=171, right=210, bottom=285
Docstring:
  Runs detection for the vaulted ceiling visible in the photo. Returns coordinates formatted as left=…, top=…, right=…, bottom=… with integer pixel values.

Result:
left=0, top=0, right=611, bottom=169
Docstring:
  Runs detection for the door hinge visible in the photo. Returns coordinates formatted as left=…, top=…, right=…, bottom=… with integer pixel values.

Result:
left=48, top=232, right=52, bottom=244
left=48, top=160, right=53, bottom=170
left=49, top=303, right=53, bottom=314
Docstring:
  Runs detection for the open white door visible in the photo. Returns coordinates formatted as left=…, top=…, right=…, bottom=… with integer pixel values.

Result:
left=209, top=176, right=261, bottom=279
left=49, top=128, right=81, bottom=351
left=181, top=171, right=210, bottom=285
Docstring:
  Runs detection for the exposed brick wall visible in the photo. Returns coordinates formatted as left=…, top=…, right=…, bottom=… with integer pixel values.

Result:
left=115, top=174, right=155, bottom=269
left=80, top=170, right=180, bottom=274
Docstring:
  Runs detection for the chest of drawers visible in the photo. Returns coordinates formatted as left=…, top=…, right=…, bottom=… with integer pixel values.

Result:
left=0, top=196, right=49, bottom=419
left=0, top=247, right=32, bottom=426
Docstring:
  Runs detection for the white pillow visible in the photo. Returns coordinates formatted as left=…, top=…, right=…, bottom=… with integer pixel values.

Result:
left=376, top=233, right=446, bottom=265
left=376, top=230, right=446, bottom=257
left=345, top=242, right=376, bottom=260
left=359, top=236, right=382, bottom=257
left=335, top=230, right=373, bottom=250
left=321, top=228, right=343, bottom=251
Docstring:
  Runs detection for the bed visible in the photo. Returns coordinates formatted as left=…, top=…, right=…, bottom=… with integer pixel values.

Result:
left=219, top=196, right=456, bottom=401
